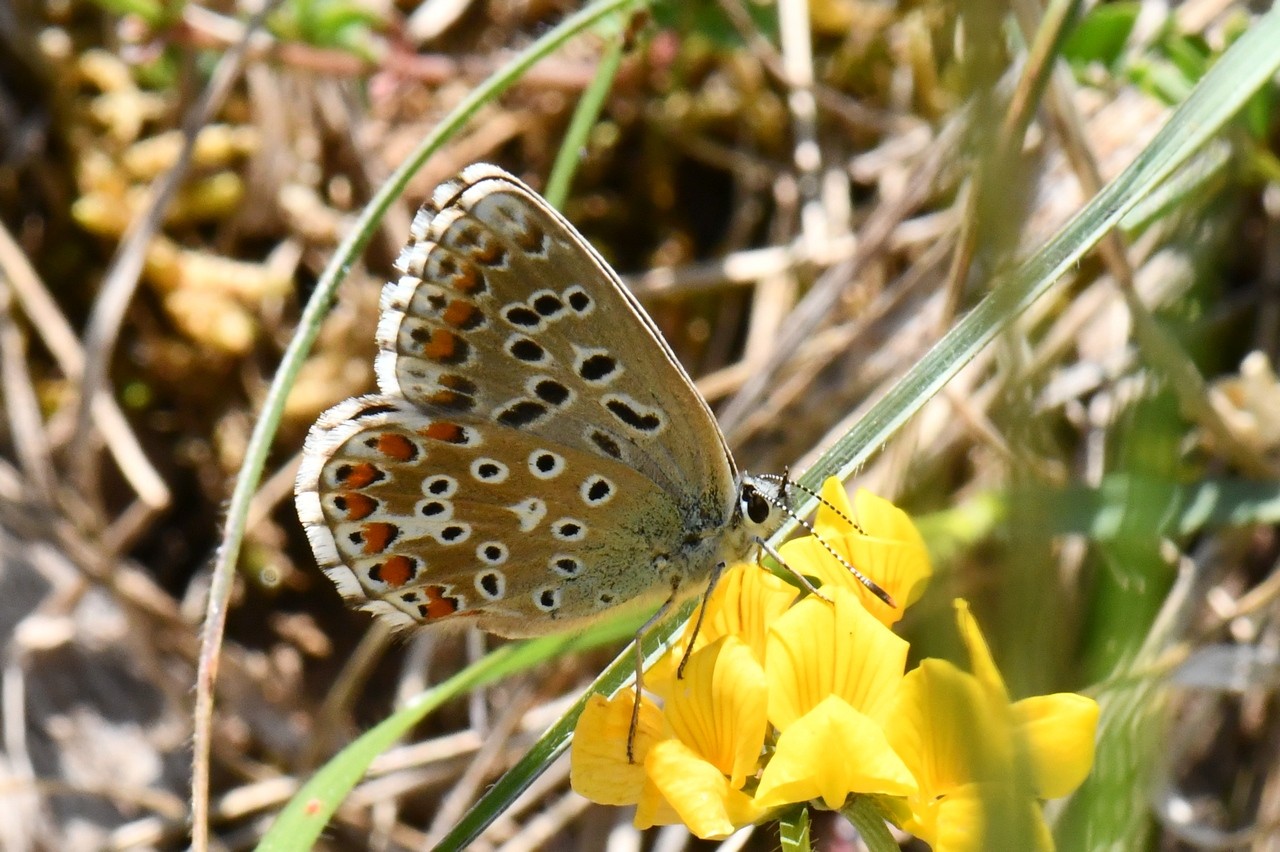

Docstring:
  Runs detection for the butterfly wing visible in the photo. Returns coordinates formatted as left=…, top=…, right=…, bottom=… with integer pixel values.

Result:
left=374, top=164, right=736, bottom=522
left=295, top=395, right=687, bottom=636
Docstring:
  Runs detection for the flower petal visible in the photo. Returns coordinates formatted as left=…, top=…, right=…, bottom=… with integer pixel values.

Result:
left=570, top=691, right=668, bottom=806
left=883, top=659, right=1011, bottom=802
left=699, top=563, right=798, bottom=663
left=633, top=776, right=682, bottom=830
left=1014, top=692, right=1100, bottom=798
left=755, top=695, right=917, bottom=810
left=664, top=635, right=768, bottom=788
left=953, top=599, right=1009, bottom=701
left=780, top=481, right=931, bottom=625
left=922, top=783, right=1054, bottom=852
left=645, top=739, right=766, bottom=839
left=647, top=563, right=793, bottom=698
left=766, top=587, right=908, bottom=730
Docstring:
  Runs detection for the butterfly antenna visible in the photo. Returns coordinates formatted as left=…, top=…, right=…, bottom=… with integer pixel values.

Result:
left=757, top=472, right=866, bottom=535
left=756, top=473, right=895, bottom=608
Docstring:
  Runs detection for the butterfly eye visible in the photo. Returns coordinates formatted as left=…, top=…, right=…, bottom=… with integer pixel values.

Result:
left=742, top=484, right=772, bottom=525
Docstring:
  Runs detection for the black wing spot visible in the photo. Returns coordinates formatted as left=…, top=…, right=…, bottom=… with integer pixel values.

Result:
left=587, top=479, right=611, bottom=502
left=590, top=431, right=622, bottom=459
left=606, top=399, right=662, bottom=432
left=352, top=404, right=398, bottom=420
left=497, top=400, right=549, bottom=427
left=504, top=305, right=541, bottom=328
left=553, top=556, right=582, bottom=577
left=578, top=354, right=618, bottom=382
left=534, top=379, right=570, bottom=406
left=508, top=338, right=547, bottom=363
left=533, top=293, right=564, bottom=316
left=426, top=476, right=455, bottom=495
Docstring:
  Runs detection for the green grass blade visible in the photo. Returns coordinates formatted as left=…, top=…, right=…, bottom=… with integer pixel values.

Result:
left=543, top=17, right=627, bottom=208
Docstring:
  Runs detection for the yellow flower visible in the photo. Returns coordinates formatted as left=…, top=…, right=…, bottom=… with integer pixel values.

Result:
left=571, top=479, right=1098, bottom=851
left=953, top=599, right=1099, bottom=799
left=883, top=600, right=1100, bottom=851
left=764, top=587, right=910, bottom=729
left=569, top=691, right=677, bottom=825
left=570, top=636, right=770, bottom=840
left=756, top=587, right=916, bottom=809
left=778, top=479, right=932, bottom=626
left=646, top=561, right=796, bottom=697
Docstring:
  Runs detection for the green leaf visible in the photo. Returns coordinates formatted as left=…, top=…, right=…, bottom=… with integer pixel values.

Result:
left=1061, top=3, right=1139, bottom=69
left=778, top=807, right=812, bottom=852
left=840, top=797, right=899, bottom=852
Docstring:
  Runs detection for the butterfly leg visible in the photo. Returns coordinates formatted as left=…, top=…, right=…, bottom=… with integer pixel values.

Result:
left=674, top=559, right=728, bottom=680
left=627, top=575, right=681, bottom=763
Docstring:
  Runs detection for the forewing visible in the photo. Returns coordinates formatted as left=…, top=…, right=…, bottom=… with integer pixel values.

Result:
left=375, top=164, right=735, bottom=520
left=295, top=395, right=685, bottom=637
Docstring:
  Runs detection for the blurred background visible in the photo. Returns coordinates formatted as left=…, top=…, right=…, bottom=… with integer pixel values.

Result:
left=0, top=0, right=1277, bottom=848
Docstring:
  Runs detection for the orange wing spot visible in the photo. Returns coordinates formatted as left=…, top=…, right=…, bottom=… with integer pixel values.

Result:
left=472, top=240, right=507, bottom=267
left=452, top=262, right=485, bottom=294
left=422, top=585, right=460, bottom=620
left=426, top=390, right=468, bottom=410
left=340, top=492, right=377, bottom=520
left=361, top=522, right=399, bottom=554
left=440, top=373, right=477, bottom=392
left=514, top=222, right=546, bottom=253
left=376, top=432, right=417, bottom=461
left=379, top=554, right=416, bottom=588
left=442, top=300, right=481, bottom=329
left=423, top=421, right=466, bottom=443
left=337, top=462, right=381, bottom=488
left=423, top=329, right=462, bottom=362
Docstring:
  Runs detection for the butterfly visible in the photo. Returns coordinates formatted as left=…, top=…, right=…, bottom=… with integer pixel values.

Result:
left=294, top=164, right=888, bottom=642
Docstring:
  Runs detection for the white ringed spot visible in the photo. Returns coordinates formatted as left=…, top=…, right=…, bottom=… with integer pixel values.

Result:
left=477, top=541, right=509, bottom=565
left=470, top=457, right=510, bottom=483
left=580, top=475, right=616, bottom=507
left=600, top=393, right=665, bottom=436
left=422, top=474, right=458, bottom=498
left=563, top=285, right=594, bottom=316
left=572, top=345, right=623, bottom=386
left=417, top=498, right=454, bottom=520
left=525, top=374, right=573, bottom=408
left=475, top=570, right=506, bottom=600
left=429, top=522, right=471, bottom=545
left=528, top=450, right=565, bottom=479
left=533, top=586, right=562, bottom=613
left=551, top=517, right=587, bottom=542
left=549, top=554, right=583, bottom=578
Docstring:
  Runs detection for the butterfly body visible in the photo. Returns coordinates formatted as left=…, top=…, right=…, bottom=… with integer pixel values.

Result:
left=295, top=165, right=787, bottom=637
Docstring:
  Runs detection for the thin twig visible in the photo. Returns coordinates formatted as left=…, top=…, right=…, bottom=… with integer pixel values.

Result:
left=0, top=222, right=169, bottom=509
